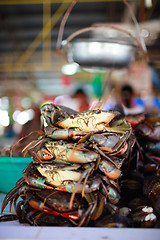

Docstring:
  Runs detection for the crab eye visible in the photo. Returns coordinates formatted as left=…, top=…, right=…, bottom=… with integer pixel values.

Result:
left=93, top=109, right=101, bottom=114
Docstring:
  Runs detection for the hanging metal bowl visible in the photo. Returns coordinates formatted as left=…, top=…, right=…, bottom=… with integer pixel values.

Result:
left=65, top=38, right=137, bottom=69
left=62, top=25, right=146, bottom=70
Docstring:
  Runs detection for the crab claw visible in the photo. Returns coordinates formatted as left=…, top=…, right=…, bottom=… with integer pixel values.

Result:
left=99, top=160, right=121, bottom=180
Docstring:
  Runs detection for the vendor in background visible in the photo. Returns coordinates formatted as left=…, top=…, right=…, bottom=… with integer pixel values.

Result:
left=0, top=105, right=41, bottom=157
left=12, top=105, right=41, bottom=157
left=71, top=88, right=89, bottom=112
left=149, top=61, right=160, bottom=91
left=18, top=105, right=41, bottom=139
left=54, top=88, right=90, bottom=112
left=119, top=84, right=145, bottom=115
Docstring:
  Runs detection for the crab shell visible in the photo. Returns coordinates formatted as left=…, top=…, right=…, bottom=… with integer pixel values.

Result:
left=56, top=110, right=117, bottom=132
left=36, top=164, right=83, bottom=187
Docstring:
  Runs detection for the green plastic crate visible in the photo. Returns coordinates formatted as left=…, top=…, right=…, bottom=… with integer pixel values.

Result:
left=0, top=156, right=32, bottom=193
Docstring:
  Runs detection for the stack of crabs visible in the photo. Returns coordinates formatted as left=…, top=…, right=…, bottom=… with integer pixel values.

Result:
left=0, top=104, right=160, bottom=227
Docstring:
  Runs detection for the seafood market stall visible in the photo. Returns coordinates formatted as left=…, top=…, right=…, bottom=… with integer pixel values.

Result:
left=0, top=1, right=160, bottom=238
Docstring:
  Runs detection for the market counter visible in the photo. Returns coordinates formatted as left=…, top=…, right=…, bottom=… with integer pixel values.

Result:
left=0, top=193, right=159, bottom=240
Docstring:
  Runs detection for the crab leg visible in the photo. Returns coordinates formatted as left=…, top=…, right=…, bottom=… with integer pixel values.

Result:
left=28, top=197, right=79, bottom=220
left=1, top=178, right=24, bottom=214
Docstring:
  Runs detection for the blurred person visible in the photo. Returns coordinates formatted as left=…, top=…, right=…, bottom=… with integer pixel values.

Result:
left=71, top=88, right=89, bottom=112
left=54, top=88, right=90, bottom=112
left=0, top=105, right=41, bottom=157
left=100, top=85, right=141, bottom=116
left=11, top=105, right=41, bottom=157
left=18, top=105, right=41, bottom=139
left=119, top=84, right=144, bottom=115
left=149, top=61, right=160, bottom=92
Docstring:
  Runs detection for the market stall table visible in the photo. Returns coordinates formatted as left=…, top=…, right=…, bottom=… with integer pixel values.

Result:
left=0, top=193, right=159, bottom=240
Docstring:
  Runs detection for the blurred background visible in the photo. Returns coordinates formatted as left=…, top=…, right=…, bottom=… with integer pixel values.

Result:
left=0, top=0, right=160, bottom=152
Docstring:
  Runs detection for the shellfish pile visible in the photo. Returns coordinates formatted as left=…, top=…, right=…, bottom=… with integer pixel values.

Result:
left=0, top=104, right=160, bottom=227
